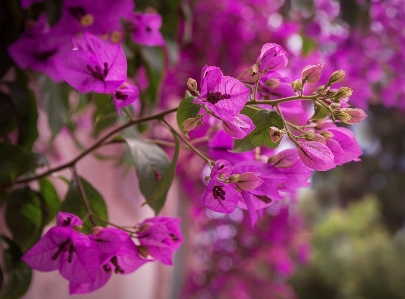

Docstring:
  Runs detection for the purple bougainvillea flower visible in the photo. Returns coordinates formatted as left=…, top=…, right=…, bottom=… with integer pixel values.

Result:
left=7, top=15, right=72, bottom=82
left=112, top=84, right=139, bottom=115
left=221, top=114, right=255, bottom=139
left=210, top=159, right=233, bottom=178
left=326, top=127, right=363, bottom=164
left=54, top=35, right=127, bottom=93
left=69, top=228, right=148, bottom=294
left=208, top=130, right=254, bottom=164
left=54, top=0, right=134, bottom=36
left=195, top=65, right=250, bottom=117
left=241, top=190, right=258, bottom=227
left=129, top=13, right=165, bottom=46
left=201, top=179, right=241, bottom=214
left=233, top=161, right=286, bottom=207
left=269, top=149, right=312, bottom=192
left=137, top=217, right=183, bottom=266
left=72, top=31, right=105, bottom=53
left=21, top=212, right=98, bottom=284
left=57, top=212, right=83, bottom=228
left=298, top=141, right=336, bottom=171
left=258, top=43, right=288, bottom=73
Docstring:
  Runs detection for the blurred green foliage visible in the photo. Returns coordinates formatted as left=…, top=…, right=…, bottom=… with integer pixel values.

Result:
left=291, top=196, right=405, bottom=299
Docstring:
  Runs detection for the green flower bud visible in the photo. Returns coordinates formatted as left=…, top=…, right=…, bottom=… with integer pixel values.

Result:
left=334, top=87, right=353, bottom=99
left=327, top=70, right=345, bottom=85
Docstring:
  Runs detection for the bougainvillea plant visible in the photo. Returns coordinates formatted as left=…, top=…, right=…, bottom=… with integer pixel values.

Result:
left=0, top=0, right=382, bottom=297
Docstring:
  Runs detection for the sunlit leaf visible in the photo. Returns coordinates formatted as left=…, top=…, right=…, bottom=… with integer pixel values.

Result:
left=176, top=96, right=199, bottom=134
left=248, top=110, right=284, bottom=148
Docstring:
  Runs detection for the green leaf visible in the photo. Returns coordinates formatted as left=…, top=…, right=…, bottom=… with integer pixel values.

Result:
left=93, top=93, right=117, bottom=137
left=60, top=177, right=108, bottom=233
left=7, top=82, right=38, bottom=150
left=0, top=92, right=17, bottom=138
left=0, top=143, right=47, bottom=185
left=249, top=110, right=284, bottom=148
left=240, top=106, right=258, bottom=119
left=140, top=47, right=164, bottom=107
left=310, top=104, right=329, bottom=121
left=145, top=133, right=180, bottom=213
left=38, top=75, right=69, bottom=138
left=0, top=236, right=32, bottom=299
left=38, top=179, right=61, bottom=225
left=5, top=187, right=43, bottom=251
left=232, top=135, right=256, bottom=153
left=124, top=138, right=172, bottom=214
left=176, top=96, right=200, bottom=133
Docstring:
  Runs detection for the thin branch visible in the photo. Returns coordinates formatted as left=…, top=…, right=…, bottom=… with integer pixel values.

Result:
left=5, top=107, right=178, bottom=187
left=161, top=119, right=214, bottom=166
left=71, top=166, right=96, bottom=226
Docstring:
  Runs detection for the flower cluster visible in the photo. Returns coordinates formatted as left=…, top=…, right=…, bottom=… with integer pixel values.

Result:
left=21, top=212, right=183, bottom=294
left=8, top=0, right=165, bottom=114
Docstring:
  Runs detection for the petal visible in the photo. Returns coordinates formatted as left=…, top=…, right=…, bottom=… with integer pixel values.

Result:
left=21, top=227, right=72, bottom=272
left=298, top=141, right=336, bottom=171
left=59, top=233, right=99, bottom=283
left=201, top=180, right=240, bottom=214
left=241, top=191, right=258, bottom=228
left=69, top=267, right=111, bottom=294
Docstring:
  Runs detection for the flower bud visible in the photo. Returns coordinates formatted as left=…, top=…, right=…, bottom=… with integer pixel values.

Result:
left=187, top=78, right=198, bottom=94
left=320, top=130, right=334, bottom=138
left=339, top=108, right=367, bottom=124
left=302, top=64, right=324, bottom=84
left=317, top=85, right=329, bottom=94
left=89, top=226, right=104, bottom=236
left=334, top=110, right=352, bottom=122
left=137, top=245, right=151, bottom=259
left=236, top=173, right=263, bottom=190
left=313, top=134, right=326, bottom=144
left=228, top=174, right=240, bottom=183
left=270, top=126, right=285, bottom=143
left=327, top=70, right=345, bottom=85
left=334, top=87, right=353, bottom=99
left=330, top=103, right=341, bottom=110
left=264, top=78, right=280, bottom=89
left=291, top=79, right=303, bottom=92
left=303, top=131, right=315, bottom=140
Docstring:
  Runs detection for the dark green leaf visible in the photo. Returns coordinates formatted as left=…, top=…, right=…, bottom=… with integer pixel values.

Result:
left=249, top=110, right=284, bottom=148
left=176, top=96, right=200, bottom=133
left=7, top=82, right=38, bottom=150
left=140, top=47, right=164, bottom=107
left=0, top=236, right=32, bottom=299
left=61, top=177, right=108, bottom=233
left=145, top=133, right=180, bottom=213
left=0, top=92, right=17, bottom=137
left=38, top=75, right=69, bottom=138
left=124, top=138, right=171, bottom=214
left=38, top=179, right=61, bottom=225
left=310, top=104, right=329, bottom=121
left=0, top=143, right=47, bottom=185
left=232, top=135, right=256, bottom=153
left=5, top=187, right=43, bottom=251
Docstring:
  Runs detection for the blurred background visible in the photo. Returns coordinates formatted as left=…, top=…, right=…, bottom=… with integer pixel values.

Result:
left=1, top=0, right=405, bottom=298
